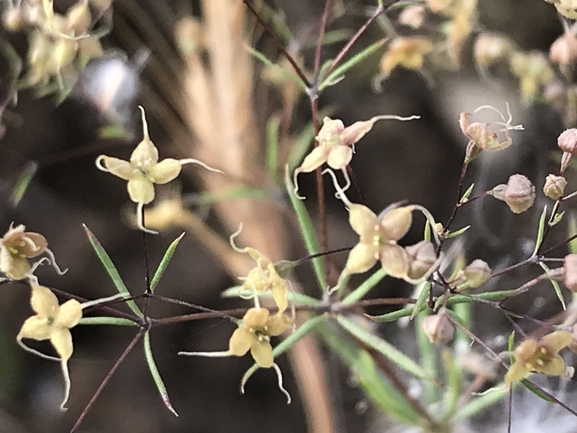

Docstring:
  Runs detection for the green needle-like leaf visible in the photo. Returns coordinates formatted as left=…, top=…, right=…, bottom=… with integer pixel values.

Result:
left=221, top=286, right=319, bottom=306
left=78, top=317, right=137, bottom=326
left=266, top=116, right=281, bottom=181
left=284, top=168, right=327, bottom=291
left=539, top=261, right=566, bottom=310
left=533, top=205, right=548, bottom=256
left=151, top=233, right=185, bottom=292
left=83, top=224, right=142, bottom=317
left=319, top=39, right=387, bottom=91
left=247, top=46, right=306, bottom=89
left=144, top=332, right=179, bottom=417
left=342, top=268, right=387, bottom=304
left=10, top=161, right=37, bottom=207
left=410, top=281, right=431, bottom=320
left=337, top=315, right=436, bottom=383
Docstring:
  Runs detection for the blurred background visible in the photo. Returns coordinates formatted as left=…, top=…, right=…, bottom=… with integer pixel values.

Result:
left=0, top=0, right=574, bottom=432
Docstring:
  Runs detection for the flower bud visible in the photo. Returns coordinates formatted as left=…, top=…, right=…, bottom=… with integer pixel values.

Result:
left=558, top=128, right=577, bottom=155
left=422, top=309, right=454, bottom=344
left=492, top=174, right=535, bottom=214
left=543, top=174, right=567, bottom=200
left=66, top=0, right=92, bottom=36
left=405, top=241, right=436, bottom=280
left=563, top=254, right=577, bottom=292
left=550, top=32, right=577, bottom=66
left=463, top=259, right=491, bottom=288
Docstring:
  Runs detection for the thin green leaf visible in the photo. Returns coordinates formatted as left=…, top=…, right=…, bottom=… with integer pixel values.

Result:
left=198, top=186, right=273, bottom=204
left=150, top=233, right=185, bottom=292
left=247, top=46, right=306, bottom=89
left=337, top=315, right=436, bottom=383
left=317, top=324, right=421, bottom=425
left=508, top=331, right=515, bottom=363
left=284, top=168, right=327, bottom=290
left=446, top=225, right=471, bottom=239
left=78, top=317, right=137, bottom=326
left=460, top=183, right=475, bottom=204
left=452, top=300, right=471, bottom=350
left=144, top=332, right=179, bottom=416
left=10, top=161, right=37, bottom=206
left=319, top=39, right=387, bottom=91
left=424, top=220, right=431, bottom=242
left=221, top=285, right=319, bottom=306
left=241, top=315, right=325, bottom=386
left=342, top=268, right=386, bottom=304
left=266, top=116, right=281, bottom=181
left=83, top=224, right=142, bottom=317
left=410, top=282, right=431, bottom=320
left=569, top=213, right=577, bottom=254
left=533, top=205, right=548, bottom=256
left=453, top=384, right=509, bottom=423
left=539, top=261, right=566, bottom=310
left=441, top=349, right=462, bottom=421
left=520, top=379, right=557, bottom=403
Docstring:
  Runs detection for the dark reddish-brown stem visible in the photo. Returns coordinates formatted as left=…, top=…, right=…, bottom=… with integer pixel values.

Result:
left=70, top=329, right=145, bottom=433
left=437, top=161, right=469, bottom=254
left=320, top=3, right=386, bottom=81
left=242, top=0, right=311, bottom=88
left=141, top=207, right=152, bottom=316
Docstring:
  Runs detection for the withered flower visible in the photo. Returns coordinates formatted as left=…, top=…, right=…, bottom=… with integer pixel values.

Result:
left=229, top=224, right=290, bottom=314
left=505, top=331, right=573, bottom=385
left=0, top=224, right=47, bottom=280
left=96, top=106, right=222, bottom=233
left=379, top=36, right=433, bottom=77
left=422, top=308, right=454, bottom=344
left=543, top=174, right=567, bottom=200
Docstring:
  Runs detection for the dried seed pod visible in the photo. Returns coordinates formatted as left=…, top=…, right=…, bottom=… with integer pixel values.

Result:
left=564, top=254, right=577, bottom=292
left=543, top=174, right=567, bottom=200
left=492, top=174, right=535, bottom=214
left=558, top=128, right=577, bottom=155
left=422, top=308, right=454, bottom=344
left=463, top=259, right=492, bottom=288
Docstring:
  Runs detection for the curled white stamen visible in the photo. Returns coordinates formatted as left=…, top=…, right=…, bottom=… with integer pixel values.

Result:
left=82, top=293, right=127, bottom=309
left=60, top=360, right=71, bottom=411
left=273, top=363, right=292, bottom=404
left=178, top=350, right=231, bottom=358
left=229, top=223, right=245, bottom=253
left=322, top=168, right=352, bottom=207
left=45, top=247, right=68, bottom=275
left=180, top=158, right=224, bottom=175
left=95, top=155, right=110, bottom=172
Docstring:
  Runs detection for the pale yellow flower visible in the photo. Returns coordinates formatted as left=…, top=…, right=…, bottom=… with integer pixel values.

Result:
left=96, top=106, right=222, bottom=233
left=294, top=114, right=419, bottom=198
left=17, top=282, right=83, bottom=411
left=505, top=330, right=573, bottom=385
left=380, top=37, right=433, bottom=77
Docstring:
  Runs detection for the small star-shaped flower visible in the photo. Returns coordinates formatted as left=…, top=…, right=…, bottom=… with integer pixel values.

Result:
left=96, top=106, right=223, bottom=232
left=17, top=282, right=83, bottom=411
left=0, top=224, right=47, bottom=280
left=505, top=330, right=574, bottom=385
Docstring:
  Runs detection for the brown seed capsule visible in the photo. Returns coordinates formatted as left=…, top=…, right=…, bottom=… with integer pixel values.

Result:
left=492, top=174, right=535, bottom=214
left=463, top=259, right=491, bottom=288
left=422, top=308, right=454, bottom=344
left=543, top=174, right=567, bottom=200
left=564, top=254, right=577, bottom=292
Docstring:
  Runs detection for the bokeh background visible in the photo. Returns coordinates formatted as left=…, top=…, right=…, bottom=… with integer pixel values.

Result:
left=0, top=0, right=574, bottom=432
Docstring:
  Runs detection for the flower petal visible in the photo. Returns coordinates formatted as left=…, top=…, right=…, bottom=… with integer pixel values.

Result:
left=97, top=156, right=135, bottom=180
left=20, top=233, right=48, bottom=258
left=270, top=276, right=288, bottom=315
left=1, top=253, right=31, bottom=280
left=536, top=354, right=566, bottom=377
left=127, top=176, right=155, bottom=204
left=57, top=300, right=83, bottom=329
left=251, top=340, right=274, bottom=368
left=50, top=328, right=74, bottom=360
left=266, top=314, right=292, bottom=336
left=242, top=308, right=270, bottom=328
left=130, top=139, right=159, bottom=169
left=30, top=283, right=59, bottom=317
left=340, top=119, right=377, bottom=146
left=317, top=117, right=345, bottom=144
left=349, top=204, right=378, bottom=237
left=379, top=206, right=413, bottom=241
left=298, top=146, right=329, bottom=173
left=229, top=327, right=253, bottom=356
left=345, top=242, right=378, bottom=275
left=540, top=330, right=573, bottom=353
left=327, top=145, right=353, bottom=170
left=19, top=316, right=52, bottom=341
left=147, top=159, right=182, bottom=184
left=504, top=362, right=530, bottom=385
left=380, top=244, right=409, bottom=278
